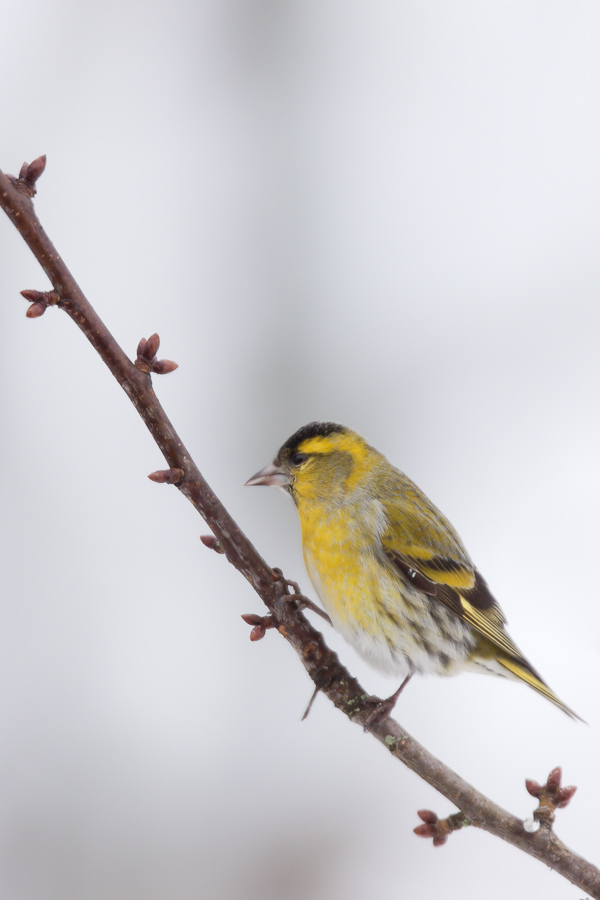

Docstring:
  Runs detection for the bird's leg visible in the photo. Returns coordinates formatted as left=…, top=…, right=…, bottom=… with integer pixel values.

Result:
left=272, top=568, right=301, bottom=594
left=365, top=673, right=413, bottom=727
left=293, top=595, right=332, bottom=624
left=242, top=569, right=332, bottom=642
left=271, top=568, right=332, bottom=625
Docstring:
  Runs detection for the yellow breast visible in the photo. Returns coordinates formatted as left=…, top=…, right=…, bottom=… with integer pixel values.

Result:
left=296, top=496, right=475, bottom=678
left=298, top=499, right=388, bottom=635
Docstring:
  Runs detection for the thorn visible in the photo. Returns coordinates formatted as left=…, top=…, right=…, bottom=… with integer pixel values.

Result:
left=153, top=359, right=178, bottom=375
left=148, top=467, right=184, bottom=484
left=301, top=685, right=320, bottom=720
left=200, top=534, right=225, bottom=554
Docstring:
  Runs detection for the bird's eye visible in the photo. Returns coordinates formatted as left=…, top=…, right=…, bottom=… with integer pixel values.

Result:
left=291, top=452, right=308, bottom=466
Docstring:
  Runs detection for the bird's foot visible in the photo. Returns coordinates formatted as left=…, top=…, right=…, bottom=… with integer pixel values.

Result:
left=364, top=674, right=413, bottom=727
left=271, top=568, right=332, bottom=624
left=242, top=569, right=332, bottom=640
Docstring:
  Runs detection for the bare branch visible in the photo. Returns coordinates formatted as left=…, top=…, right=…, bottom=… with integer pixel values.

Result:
left=1, top=160, right=599, bottom=899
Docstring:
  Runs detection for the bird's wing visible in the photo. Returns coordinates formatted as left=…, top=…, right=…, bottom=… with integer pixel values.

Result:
left=381, top=542, right=521, bottom=658
left=378, top=484, right=581, bottom=719
left=377, top=486, right=524, bottom=661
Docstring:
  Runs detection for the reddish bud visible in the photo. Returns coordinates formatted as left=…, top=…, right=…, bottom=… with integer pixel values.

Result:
left=14, top=156, right=46, bottom=196
left=153, top=359, right=178, bottom=375
left=413, top=823, right=434, bottom=837
left=26, top=155, right=46, bottom=184
left=200, top=534, right=225, bottom=554
left=432, top=836, right=448, bottom=847
left=20, top=288, right=60, bottom=314
left=547, top=767, right=562, bottom=789
left=137, top=337, right=148, bottom=358
left=417, top=810, right=438, bottom=824
left=557, top=786, right=577, bottom=808
left=145, top=333, right=160, bottom=359
left=26, top=302, right=47, bottom=318
left=147, top=467, right=184, bottom=484
left=241, top=614, right=264, bottom=626
left=241, top=612, right=275, bottom=639
left=525, top=779, right=541, bottom=798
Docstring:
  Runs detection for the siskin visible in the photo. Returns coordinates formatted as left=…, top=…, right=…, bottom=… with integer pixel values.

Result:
left=246, top=422, right=579, bottom=719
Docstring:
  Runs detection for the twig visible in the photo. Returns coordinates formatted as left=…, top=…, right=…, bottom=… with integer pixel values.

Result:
left=1, top=158, right=599, bottom=899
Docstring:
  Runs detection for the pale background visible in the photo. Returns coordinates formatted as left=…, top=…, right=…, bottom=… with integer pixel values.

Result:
left=1, top=2, right=599, bottom=898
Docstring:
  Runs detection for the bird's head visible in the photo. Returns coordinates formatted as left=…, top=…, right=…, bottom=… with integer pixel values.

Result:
left=246, top=422, right=378, bottom=505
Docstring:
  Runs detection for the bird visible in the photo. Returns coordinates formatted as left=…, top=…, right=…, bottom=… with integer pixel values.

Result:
left=246, top=421, right=579, bottom=719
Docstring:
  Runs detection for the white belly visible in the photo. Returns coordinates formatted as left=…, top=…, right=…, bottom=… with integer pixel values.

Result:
left=303, top=545, right=476, bottom=679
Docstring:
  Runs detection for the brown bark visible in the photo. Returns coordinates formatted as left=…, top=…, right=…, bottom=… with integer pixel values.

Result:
left=2, top=159, right=598, bottom=898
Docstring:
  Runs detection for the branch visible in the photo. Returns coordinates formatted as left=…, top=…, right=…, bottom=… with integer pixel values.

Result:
left=2, top=158, right=599, bottom=899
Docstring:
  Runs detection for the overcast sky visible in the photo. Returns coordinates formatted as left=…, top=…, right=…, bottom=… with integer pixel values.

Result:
left=1, top=2, right=599, bottom=898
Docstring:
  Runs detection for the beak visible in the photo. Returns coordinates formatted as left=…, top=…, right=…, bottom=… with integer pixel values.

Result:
left=245, top=461, right=291, bottom=488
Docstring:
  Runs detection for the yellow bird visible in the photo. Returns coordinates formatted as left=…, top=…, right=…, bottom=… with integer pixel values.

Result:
left=246, top=422, right=579, bottom=719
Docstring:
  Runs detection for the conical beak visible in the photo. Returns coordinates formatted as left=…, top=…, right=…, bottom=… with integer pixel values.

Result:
left=245, top=461, right=291, bottom=488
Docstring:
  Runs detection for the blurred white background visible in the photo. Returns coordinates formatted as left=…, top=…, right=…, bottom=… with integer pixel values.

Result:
left=1, top=2, right=599, bottom=898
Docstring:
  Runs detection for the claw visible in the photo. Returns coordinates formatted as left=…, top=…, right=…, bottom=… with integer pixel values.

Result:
left=364, top=674, right=413, bottom=727
left=271, top=569, right=331, bottom=624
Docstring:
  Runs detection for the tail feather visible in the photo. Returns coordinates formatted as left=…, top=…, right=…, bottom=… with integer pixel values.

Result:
left=497, top=655, right=583, bottom=721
